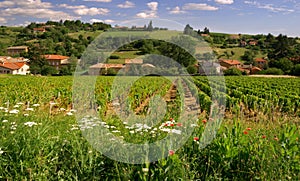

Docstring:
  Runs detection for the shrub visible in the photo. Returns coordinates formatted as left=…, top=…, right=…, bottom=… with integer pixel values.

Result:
left=109, top=55, right=120, bottom=59
left=224, top=67, right=242, bottom=76
left=258, top=68, right=284, bottom=75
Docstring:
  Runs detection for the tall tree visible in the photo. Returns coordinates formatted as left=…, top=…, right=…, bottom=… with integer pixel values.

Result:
left=147, top=20, right=153, bottom=31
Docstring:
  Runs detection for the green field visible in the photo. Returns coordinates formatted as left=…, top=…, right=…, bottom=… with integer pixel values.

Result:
left=67, top=30, right=104, bottom=39
left=0, top=75, right=299, bottom=180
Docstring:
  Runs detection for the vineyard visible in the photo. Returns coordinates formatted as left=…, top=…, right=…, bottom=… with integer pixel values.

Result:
left=0, top=75, right=299, bottom=180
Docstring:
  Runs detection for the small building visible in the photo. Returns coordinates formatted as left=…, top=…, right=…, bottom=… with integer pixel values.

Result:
left=240, top=40, right=247, bottom=47
left=198, top=61, right=221, bottom=75
left=219, top=59, right=242, bottom=69
left=7, top=46, right=29, bottom=56
left=0, top=62, right=30, bottom=75
left=89, top=63, right=124, bottom=75
left=33, top=27, right=46, bottom=33
left=43, top=55, right=70, bottom=71
left=0, top=56, right=29, bottom=63
left=254, top=58, right=268, bottom=69
left=125, top=59, right=143, bottom=64
left=239, top=64, right=262, bottom=75
left=248, top=40, right=258, bottom=46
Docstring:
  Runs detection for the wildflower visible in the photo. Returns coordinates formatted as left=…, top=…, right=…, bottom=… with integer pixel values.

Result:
left=66, top=112, right=73, bottom=116
left=25, top=108, right=34, bottom=111
left=111, top=130, right=120, bottom=133
left=129, top=130, right=135, bottom=134
left=0, top=107, right=4, bottom=110
left=13, top=105, right=20, bottom=108
left=2, top=120, right=8, bottom=123
left=170, top=123, right=174, bottom=127
left=24, top=122, right=37, bottom=127
left=0, top=148, right=4, bottom=155
left=194, top=137, right=199, bottom=141
left=171, top=129, right=182, bottom=135
left=9, top=109, right=19, bottom=114
left=59, top=108, right=66, bottom=111
left=23, top=114, right=29, bottom=117
left=262, top=135, right=266, bottom=139
left=202, top=119, right=207, bottom=124
left=191, top=124, right=198, bottom=127
left=246, top=127, right=252, bottom=131
left=177, top=123, right=183, bottom=127
left=169, top=150, right=175, bottom=156
left=33, top=104, right=40, bottom=107
left=16, top=102, right=24, bottom=105
left=243, top=131, right=248, bottom=135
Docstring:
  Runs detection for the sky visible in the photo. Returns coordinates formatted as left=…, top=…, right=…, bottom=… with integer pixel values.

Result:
left=0, top=0, right=299, bottom=37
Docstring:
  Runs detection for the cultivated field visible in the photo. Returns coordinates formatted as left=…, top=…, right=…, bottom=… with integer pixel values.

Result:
left=0, top=75, right=299, bottom=180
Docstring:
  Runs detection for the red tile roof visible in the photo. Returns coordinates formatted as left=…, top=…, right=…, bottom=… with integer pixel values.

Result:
left=125, top=59, right=143, bottom=64
left=0, top=62, right=26, bottom=70
left=43, top=55, right=69, bottom=60
left=220, top=59, right=241, bottom=65
left=255, top=58, right=267, bottom=62
left=90, top=63, right=124, bottom=69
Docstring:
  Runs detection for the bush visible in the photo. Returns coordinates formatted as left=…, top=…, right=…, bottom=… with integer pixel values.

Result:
left=224, top=67, right=242, bottom=76
left=258, top=68, right=284, bottom=75
left=109, top=55, right=120, bottom=59
left=293, top=64, right=300, bottom=76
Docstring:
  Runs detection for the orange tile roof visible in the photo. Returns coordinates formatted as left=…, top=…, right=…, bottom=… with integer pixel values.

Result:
left=220, top=59, right=241, bottom=65
left=43, top=55, right=69, bottom=60
left=90, top=63, right=124, bottom=69
left=0, top=62, right=26, bottom=70
left=255, top=58, right=267, bottom=62
left=125, top=59, right=143, bottom=64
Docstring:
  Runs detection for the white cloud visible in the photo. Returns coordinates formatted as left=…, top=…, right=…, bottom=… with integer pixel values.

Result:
left=59, top=4, right=86, bottom=9
left=83, top=0, right=112, bottom=2
left=0, top=17, right=7, bottom=24
left=117, top=1, right=135, bottom=8
left=244, top=1, right=294, bottom=13
left=0, top=1, right=14, bottom=8
left=169, top=6, right=185, bottom=14
left=1, top=8, right=77, bottom=21
left=0, top=0, right=52, bottom=8
left=183, top=3, right=219, bottom=11
left=59, top=4, right=110, bottom=16
left=90, top=19, right=115, bottom=24
left=104, top=19, right=115, bottom=23
left=74, top=7, right=109, bottom=16
left=136, top=12, right=157, bottom=18
left=136, top=2, right=159, bottom=18
left=215, top=0, right=234, bottom=5
left=147, top=2, right=158, bottom=11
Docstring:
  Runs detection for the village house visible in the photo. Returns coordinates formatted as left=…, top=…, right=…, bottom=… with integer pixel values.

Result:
left=0, top=56, right=29, bottom=63
left=240, top=40, right=247, bottom=47
left=33, top=27, right=46, bottom=33
left=42, top=55, right=70, bottom=71
left=239, top=64, right=262, bottom=75
left=248, top=40, right=258, bottom=46
left=254, top=58, right=268, bottom=69
left=219, top=59, right=242, bottom=69
left=6, top=46, right=29, bottom=56
left=0, top=62, right=30, bottom=75
left=198, top=61, right=221, bottom=75
left=88, top=63, right=124, bottom=75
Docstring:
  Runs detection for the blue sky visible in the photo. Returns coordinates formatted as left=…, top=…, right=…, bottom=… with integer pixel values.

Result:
left=0, top=0, right=299, bottom=36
